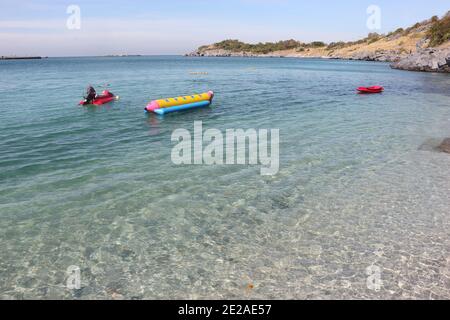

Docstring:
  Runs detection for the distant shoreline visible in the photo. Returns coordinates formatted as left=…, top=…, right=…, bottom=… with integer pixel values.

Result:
left=0, top=56, right=44, bottom=60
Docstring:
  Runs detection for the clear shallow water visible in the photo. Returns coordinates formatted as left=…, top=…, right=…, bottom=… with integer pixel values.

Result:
left=1, top=56, right=450, bottom=299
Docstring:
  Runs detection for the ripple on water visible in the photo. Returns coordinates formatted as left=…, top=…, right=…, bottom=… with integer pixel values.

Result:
left=1, top=57, right=450, bottom=299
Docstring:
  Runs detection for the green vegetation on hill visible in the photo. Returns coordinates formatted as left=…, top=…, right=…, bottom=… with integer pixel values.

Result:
left=199, top=11, right=450, bottom=55
left=207, top=32, right=393, bottom=54
left=210, top=39, right=335, bottom=54
left=428, top=13, right=450, bottom=46
left=211, top=39, right=303, bottom=54
left=385, top=28, right=405, bottom=38
left=326, top=33, right=382, bottom=50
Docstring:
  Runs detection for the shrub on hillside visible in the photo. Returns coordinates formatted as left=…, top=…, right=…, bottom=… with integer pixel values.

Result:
left=367, top=32, right=381, bottom=44
left=428, top=14, right=450, bottom=46
left=307, top=41, right=326, bottom=48
left=327, top=41, right=347, bottom=50
left=210, top=39, right=327, bottom=54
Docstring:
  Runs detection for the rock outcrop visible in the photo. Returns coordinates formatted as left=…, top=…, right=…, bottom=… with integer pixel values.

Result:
left=188, top=46, right=450, bottom=73
left=187, top=50, right=253, bottom=57
left=340, top=50, right=406, bottom=62
left=438, top=138, right=450, bottom=153
left=185, top=49, right=284, bottom=58
left=187, top=48, right=405, bottom=62
left=390, top=48, right=450, bottom=72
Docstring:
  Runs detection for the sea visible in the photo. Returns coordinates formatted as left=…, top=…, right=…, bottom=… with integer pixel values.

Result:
left=1, top=56, right=450, bottom=299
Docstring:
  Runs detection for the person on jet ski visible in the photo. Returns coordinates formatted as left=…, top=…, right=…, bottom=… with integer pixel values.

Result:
left=84, top=85, right=97, bottom=104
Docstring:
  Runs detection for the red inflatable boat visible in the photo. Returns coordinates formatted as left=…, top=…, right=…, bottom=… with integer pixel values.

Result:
left=357, top=86, right=384, bottom=94
left=79, top=90, right=117, bottom=106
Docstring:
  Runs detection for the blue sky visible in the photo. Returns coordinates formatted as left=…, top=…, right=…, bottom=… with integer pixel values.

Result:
left=0, top=0, right=449, bottom=56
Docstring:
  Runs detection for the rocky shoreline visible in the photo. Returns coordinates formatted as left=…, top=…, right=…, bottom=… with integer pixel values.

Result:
left=185, top=49, right=289, bottom=59
left=185, top=48, right=406, bottom=62
left=185, top=48, right=450, bottom=73
left=185, top=49, right=405, bottom=62
left=186, top=48, right=450, bottom=72
left=390, top=48, right=450, bottom=72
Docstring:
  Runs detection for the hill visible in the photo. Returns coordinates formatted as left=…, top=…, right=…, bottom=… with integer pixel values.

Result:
left=187, top=11, right=450, bottom=72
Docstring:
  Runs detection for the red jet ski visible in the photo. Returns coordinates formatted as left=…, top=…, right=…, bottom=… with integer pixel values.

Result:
left=79, top=90, right=118, bottom=106
left=357, top=86, right=384, bottom=94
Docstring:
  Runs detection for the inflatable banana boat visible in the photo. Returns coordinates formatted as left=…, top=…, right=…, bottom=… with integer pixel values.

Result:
left=145, top=91, right=214, bottom=115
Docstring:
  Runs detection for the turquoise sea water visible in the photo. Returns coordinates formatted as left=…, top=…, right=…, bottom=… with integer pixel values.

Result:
left=1, top=56, right=450, bottom=299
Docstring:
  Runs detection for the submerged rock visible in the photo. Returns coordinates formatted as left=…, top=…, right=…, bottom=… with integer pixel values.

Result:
left=390, top=48, right=450, bottom=73
left=438, top=138, right=450, bottom=153
left=418, top=138, right=442, bottom=152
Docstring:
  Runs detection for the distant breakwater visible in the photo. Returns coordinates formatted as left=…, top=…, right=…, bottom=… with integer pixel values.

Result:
left=1, top=56, right=44, bottom=60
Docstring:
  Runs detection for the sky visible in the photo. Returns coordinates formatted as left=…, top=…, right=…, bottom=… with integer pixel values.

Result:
left=0, top=0, right=449, bottom=56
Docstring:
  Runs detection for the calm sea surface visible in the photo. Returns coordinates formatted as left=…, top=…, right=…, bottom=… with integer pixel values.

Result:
left=1, top=56, right=450, bottom=299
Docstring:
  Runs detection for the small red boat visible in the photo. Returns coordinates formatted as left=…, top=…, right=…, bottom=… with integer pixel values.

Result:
left=79, top=90, right=117, bottom=106
left=357, top=86, right=384, bottom=94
